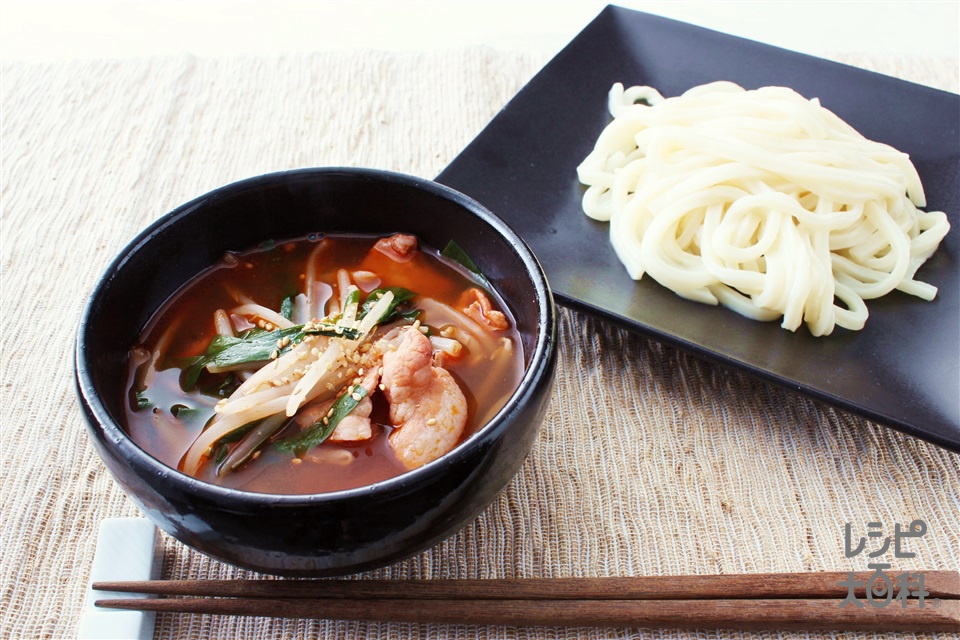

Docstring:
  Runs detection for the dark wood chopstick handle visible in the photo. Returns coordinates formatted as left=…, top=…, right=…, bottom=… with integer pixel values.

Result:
left=94, top=597, right=960, bottom=632
left=93, top=571, right=960, bottom=600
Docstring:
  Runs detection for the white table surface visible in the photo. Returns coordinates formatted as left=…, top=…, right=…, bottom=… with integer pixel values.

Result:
left=2, top=0, right=958, bottom=62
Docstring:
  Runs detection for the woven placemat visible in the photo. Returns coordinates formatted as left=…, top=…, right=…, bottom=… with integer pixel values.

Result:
left=1, top=48, right=957, bottom=639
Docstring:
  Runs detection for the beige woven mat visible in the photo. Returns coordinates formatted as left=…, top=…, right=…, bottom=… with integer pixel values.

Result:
left=1, top=48, right=958, bottom=640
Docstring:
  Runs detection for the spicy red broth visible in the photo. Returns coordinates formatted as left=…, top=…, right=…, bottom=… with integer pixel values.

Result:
left=124, top=233, right=524, bottom=495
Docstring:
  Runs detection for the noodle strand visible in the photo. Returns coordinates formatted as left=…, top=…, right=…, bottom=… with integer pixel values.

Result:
left=577, top=81, right=950, bottom=335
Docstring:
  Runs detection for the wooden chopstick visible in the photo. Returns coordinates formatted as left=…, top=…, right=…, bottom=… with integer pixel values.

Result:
left=94, top=571, right=960, bottom=632
left=94, top=571, right=960, bottom=600
left=93, top=597, right=959, bottom=631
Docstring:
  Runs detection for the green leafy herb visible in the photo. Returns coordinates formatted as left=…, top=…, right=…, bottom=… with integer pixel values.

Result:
left=302, top=323, right=361, bottom=340
left=216, top=373, right=239, bottom=398
left=179, top=326, right=298, bottom=391
left=274, top=387, right=368, bottom=454
left=345, top=288, right=361, bottom=308
left=441, top=239, right=489, bottom=285
left=218, top=413, right=289, bottom=475
left=280, top=296, right=294, bottom=321
left=358, top=287, right=419, bottom=325
left=178, top=288, right=409, bottom=392
left=217, top=420, right=261, bottom=444
left=212, top=419, right=262, bottom=465
left=170, top=404, right=204, bottom=423
left=178, top=323, right=361, bottom=391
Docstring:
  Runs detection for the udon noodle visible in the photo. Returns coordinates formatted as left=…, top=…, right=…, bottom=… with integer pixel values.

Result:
left=577, top=81, right=950, bottom=336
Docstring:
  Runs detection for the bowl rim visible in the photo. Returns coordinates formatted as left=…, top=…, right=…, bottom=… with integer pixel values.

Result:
left=75, top=166, right=556, bottom=506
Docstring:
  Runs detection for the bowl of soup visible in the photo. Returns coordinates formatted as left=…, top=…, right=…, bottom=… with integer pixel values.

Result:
left=75, top=168, right=557, bottom=576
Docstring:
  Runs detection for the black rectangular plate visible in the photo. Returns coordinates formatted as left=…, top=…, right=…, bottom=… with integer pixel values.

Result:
left=437, top=6, right=960, bottom=451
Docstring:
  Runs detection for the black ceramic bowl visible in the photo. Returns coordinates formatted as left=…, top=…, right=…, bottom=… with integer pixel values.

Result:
left=75, top=168, right=557, bottom=576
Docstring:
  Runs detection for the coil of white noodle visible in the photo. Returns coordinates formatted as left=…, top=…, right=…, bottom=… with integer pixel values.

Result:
left=577, top=81, right=950, bottom=336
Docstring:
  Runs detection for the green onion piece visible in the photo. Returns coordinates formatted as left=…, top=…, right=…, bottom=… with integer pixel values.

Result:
left=178, top=326, right=298, bottom=390
left=216, top=420, right=260, bottom=444
left=441, top=239, right=489, bottom=285
left=178, top=323, right=358, bottom=391
left=218, top=413, right=289, bottom=476
left=345, top=288, right=361, bottom=308
left=303, top=323, right=361, bottom=340
left=170, top=404, right=204, bottom=422
left=358, top=287, right=418, bottom=325
left=216, top=373, right=239, bottom=398
left=274, top=387, right=368, bottom=455
left=280, top=296, right=294, bottom=321
left=178, top=288, right=411, bottom=393
left=212, top=418, right=263, bottom=465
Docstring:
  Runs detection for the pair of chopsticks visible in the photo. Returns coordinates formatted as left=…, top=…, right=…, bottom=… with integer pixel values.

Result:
left=94, top=570, right=959, bottom=631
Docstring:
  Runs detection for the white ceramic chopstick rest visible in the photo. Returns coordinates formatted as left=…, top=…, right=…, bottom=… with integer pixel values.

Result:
left=78, top=518, right=162, bottom=640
